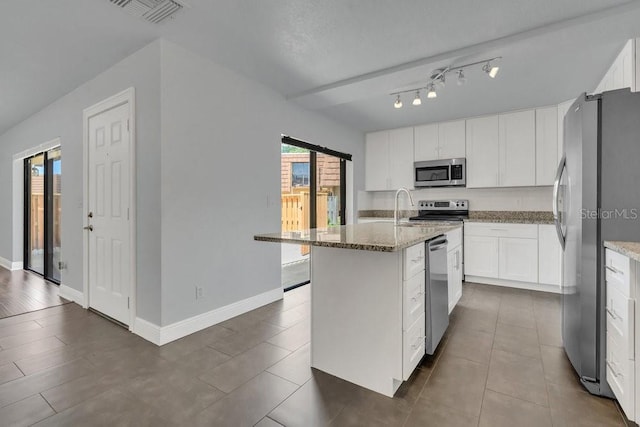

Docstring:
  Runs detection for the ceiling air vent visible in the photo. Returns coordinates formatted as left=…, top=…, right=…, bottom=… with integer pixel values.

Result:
left=109, top=0, right=185, bottom=24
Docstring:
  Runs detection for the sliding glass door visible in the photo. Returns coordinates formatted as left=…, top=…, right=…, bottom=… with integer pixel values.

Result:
left=24, top=147, right=61, bottom=282
left=280, top=136, right=350, bottom=291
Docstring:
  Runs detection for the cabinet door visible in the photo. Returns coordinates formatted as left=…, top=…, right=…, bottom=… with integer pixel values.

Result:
left=464, top=235, right=499, bottom=278
left=538, top=225, right=562, bottom=286
left=448, top=247, right=462, bottom=313
left=499, top=237, right=538, bottom=283
left=438, top=120, right=466, bottom=159
left=388, top=127, right=414, bottom=189
left=466, top=116, right=499, bottom=188
left=499, top=110, right=536, bottom=187
left=414, top=124, right=439, bottom=162
left=365, top=131, right=390, bottom=191
left=535, top=106, right=558, bottom=186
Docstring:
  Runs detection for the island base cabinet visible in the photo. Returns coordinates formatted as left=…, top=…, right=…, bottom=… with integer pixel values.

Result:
left=310, top=246, right=407, bottom=397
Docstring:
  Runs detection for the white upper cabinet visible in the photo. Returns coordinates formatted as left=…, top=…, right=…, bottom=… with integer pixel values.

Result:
left=414, top=120, right=465, bottom=161
left=535, top=106, right=559, bottom=186
left=438, top=120, right=466, bottom=159
left=594, top=39, right=636, bottom=94
left=414, top=123, right=439, bottom=161
left=499, top=109, right=536, bottom=187
left=365, top=131, right=390, bottom=191
left=466, top=115, right=500, bottom=188
left=557, top=99, right=574, bottom=161
left=365, top=127, right=414, bottom=191
left=389, top=127, right=415, bottom=189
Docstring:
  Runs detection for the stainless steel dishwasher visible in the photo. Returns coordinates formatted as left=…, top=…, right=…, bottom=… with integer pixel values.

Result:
left=425, top=236, right=449, bottom=355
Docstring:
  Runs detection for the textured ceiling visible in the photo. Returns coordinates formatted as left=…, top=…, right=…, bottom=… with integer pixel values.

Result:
left=1, top=0, right=639, bottom=135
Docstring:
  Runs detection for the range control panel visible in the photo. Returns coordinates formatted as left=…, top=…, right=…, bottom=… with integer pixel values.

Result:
left=417, top=199, right=468, bottom=211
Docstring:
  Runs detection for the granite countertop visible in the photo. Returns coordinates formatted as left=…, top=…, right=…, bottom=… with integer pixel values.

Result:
left=604, top=241, right=640, bottom=262
left=358, top=210, right=554, bottom=225
left=254, top=222, right=460, bottom=252
left=465, top=211, right=554, bottom=224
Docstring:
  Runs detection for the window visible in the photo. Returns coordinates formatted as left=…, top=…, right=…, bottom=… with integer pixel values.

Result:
left=292, top=162, right=310, bottom=187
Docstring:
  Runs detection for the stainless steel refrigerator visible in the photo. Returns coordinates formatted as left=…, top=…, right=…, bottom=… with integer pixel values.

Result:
left=553, top=88, right=640, bottom=397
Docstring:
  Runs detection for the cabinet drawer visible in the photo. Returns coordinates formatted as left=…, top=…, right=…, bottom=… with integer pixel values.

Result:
left=403, top=274, right=425, bottom=330
left=605, top=249, right=631, bottom=296
left=606, top=329, right=635, bottom=420
left=606, top=284, right=635, bottom=348
left=464, top=222, right=537, bottom=239
left=446, top=227, right=462, bottom=250
left=404, top=242, right=425, bottom=280
left=403, top=313, right=425, bottom=380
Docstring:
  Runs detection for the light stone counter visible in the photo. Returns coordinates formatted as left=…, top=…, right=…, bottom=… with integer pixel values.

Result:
left=604, top=241, right=640, bottom=263
left=254, top=222, right=460, bottom=252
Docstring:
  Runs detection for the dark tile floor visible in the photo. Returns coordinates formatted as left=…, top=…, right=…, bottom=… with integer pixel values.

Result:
left=0, top=281, right=628, bottom=426
left=0, top=267, right=68, bottom=319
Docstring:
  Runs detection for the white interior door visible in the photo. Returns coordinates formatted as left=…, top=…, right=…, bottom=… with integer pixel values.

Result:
left=87, top=102, right=131, bottom=325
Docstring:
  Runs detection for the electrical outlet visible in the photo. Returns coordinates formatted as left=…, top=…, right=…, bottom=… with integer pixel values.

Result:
left=58, top=261, right=67, bottom=270
left=196, top=286, right=204, bottom=300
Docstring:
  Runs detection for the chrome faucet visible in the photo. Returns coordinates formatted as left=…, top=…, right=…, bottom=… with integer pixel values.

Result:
left=394, top=187, right=415, bottom=225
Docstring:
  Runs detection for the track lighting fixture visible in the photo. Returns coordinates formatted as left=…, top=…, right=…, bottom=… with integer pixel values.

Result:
left=412, top=91, right=422, bottom=106
left=483, top=61, right=500, bottom=78
left=390, top=56, right=501, bottom=108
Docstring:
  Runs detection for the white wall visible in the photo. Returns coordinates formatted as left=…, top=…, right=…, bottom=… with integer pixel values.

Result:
left=360, top=186, right=553, bottom=212
left=158, top=41, right=363, bottom=326
left=0, top=41, right=163, bottom=324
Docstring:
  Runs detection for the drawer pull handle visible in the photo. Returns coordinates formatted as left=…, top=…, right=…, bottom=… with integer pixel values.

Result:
left=411, top=336, right=426, bottom=350
left=411, top=292, right=424, bottom=302
left=490, top=228, right=507, bottom=232
left=606, top=265, right=621, bottom=274
left=606, top=361, right=623, bottom=378
left=411, top=257, right=423, bottom=264
left=606, top=307, right=618, bottom=320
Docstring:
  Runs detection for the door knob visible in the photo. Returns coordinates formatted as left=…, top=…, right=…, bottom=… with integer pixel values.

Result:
left=83, top=225, right=93, bottom=231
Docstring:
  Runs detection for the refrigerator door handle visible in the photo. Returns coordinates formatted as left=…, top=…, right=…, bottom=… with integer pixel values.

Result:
left=553, top=155, right=566, bottom=249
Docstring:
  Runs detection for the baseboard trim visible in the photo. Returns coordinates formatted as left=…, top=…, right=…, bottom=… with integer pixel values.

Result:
left=58, top=285, right=85, bottom=305
left=0, top=256, right=22, bottom=271
left=133, top=317, right=162, bottom=345
left=465, top=276, right=562, bottom=294
left=134, top=287, right=284, bottom=346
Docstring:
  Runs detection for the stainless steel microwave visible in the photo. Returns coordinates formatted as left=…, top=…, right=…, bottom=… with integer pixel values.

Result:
left=414, top=158, right=466, bottom=187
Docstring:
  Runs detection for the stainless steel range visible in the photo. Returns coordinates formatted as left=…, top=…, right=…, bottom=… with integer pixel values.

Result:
left=409, top=199, right=469, bottom=223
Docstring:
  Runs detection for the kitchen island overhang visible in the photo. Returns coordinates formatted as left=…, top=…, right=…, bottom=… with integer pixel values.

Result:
left=255, top=222, right=460, bottom=396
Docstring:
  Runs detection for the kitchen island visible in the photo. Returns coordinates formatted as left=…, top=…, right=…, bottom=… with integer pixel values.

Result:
left=255, top=222, right=460, bottom=396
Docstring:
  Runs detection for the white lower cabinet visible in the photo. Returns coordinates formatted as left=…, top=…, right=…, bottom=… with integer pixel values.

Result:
left=538, top=224, right=562, bottom=286
left=446, top=228, right=463, bottom=313
left=464, top=235, right=499, bottom=278
left=499, top=237, right=538, bottom=283
left=402, top=242, right=426, bottom=380
left=604, top=248, right=636, bottom=422
left=464, top=222, right=561, bottom=291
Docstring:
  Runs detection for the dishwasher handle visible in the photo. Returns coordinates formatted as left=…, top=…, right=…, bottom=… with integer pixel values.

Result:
left=429, top=238, right=448, bottom=251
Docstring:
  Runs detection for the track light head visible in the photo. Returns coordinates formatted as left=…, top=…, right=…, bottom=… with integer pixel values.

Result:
left=412, top=91, right=422, bottom=106
left=426, top=84, right=437, bottom=99
left=483, top=62, right=499, bottom=78
left=457, top=69, right=466, bottom=86
left=394, top=95, right=403, bottom=108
